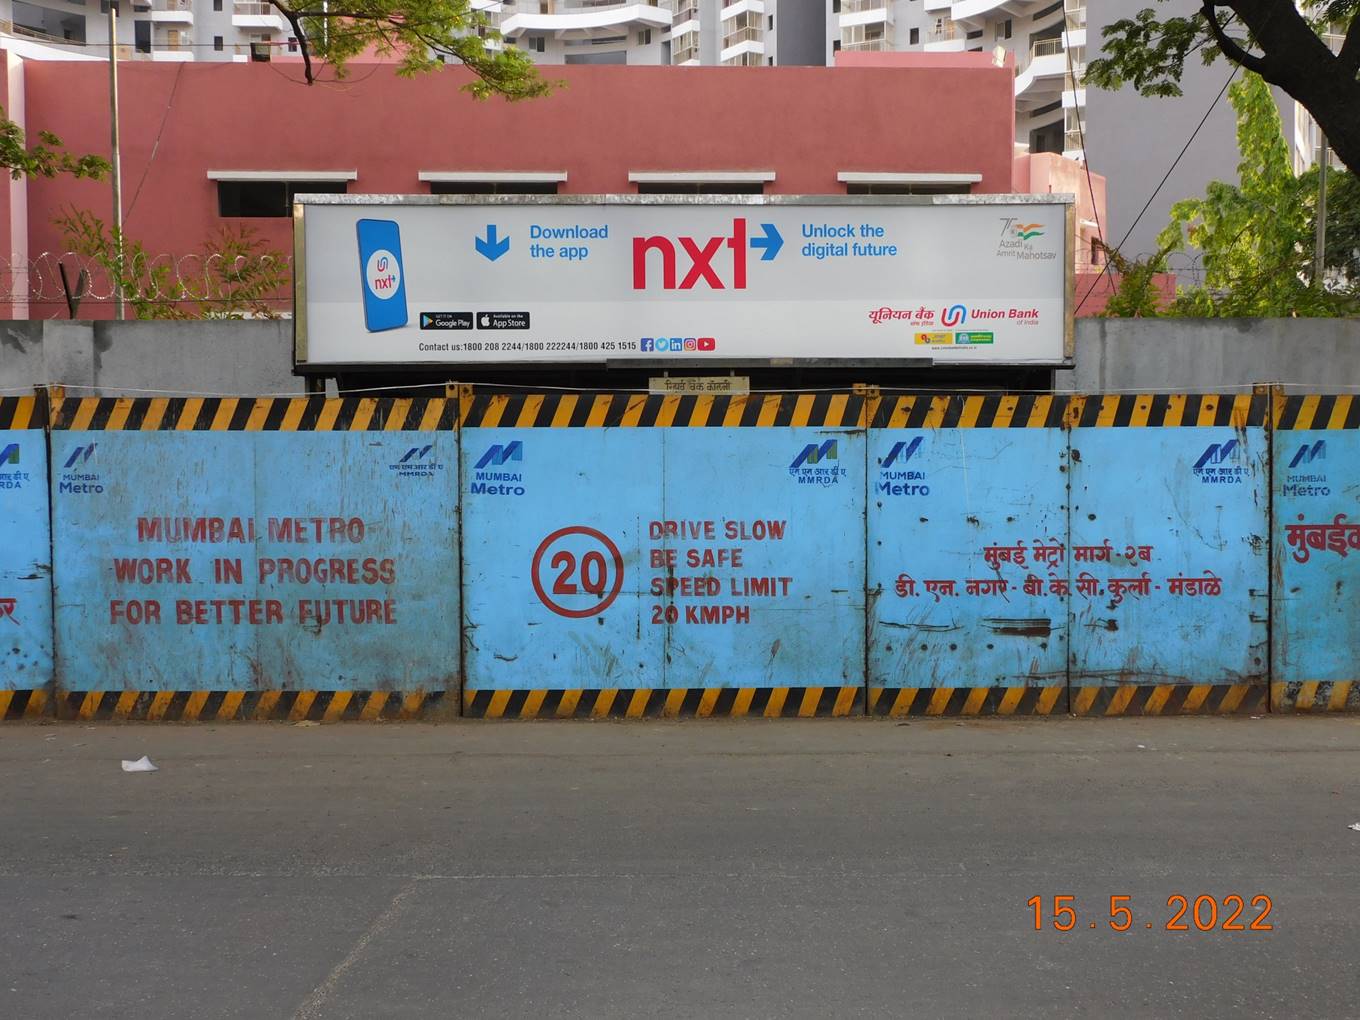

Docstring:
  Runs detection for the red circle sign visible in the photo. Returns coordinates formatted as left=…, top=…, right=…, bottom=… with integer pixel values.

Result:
left=531, top=526, right=625, bottom=619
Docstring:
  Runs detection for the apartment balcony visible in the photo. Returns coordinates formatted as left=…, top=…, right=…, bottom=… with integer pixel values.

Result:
left=719, top=29, right=763, bottom=62
left=1063, top=0, right=1084, bottom=27
left=672, top=0, right=699, bottom=26
left=719, top=0, right=764, bottom=20
left=500, top=2, right=671, bottom=40
left=923, top=20, right=963, bottom=50
left=949, top=0, right=1048, bottom=29
left=838, top=0, right=892, bottom=30
left=1014, top=37, right=1070, bottom=99
left=840, top=21, right=893, bottom=52
left=232, top=1, right=288, bottom=32
left=150, top=0, right=194, bottom=23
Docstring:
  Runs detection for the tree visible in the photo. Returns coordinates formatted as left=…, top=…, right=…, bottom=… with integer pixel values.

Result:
left=1095, top=242, right=1174, bottom=317
left=57, top=208, right=292, bottom=320
left=265, top=0, right=553, bottom=93
left=1109, top=72, right=1357, bottom=316
left=1085, top=0, right=1360, bottom=175
left=0, top=108, right=108, bottom=180
left=1301, top=163, right=1360, bottom=282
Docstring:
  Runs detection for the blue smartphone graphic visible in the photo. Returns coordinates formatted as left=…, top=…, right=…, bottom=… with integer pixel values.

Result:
left=356, top=218, right=408, bottom=332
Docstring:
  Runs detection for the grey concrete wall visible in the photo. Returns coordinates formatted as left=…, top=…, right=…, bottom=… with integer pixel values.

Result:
left=2, top=318, right=1357, bottom=396
left=0, top=320, right=302, bottom=396
left=1058, top=318, right=1360, bottom=392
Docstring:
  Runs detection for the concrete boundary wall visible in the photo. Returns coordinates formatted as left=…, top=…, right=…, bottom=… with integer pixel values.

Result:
left=2, top=389, right=1357, bottom=720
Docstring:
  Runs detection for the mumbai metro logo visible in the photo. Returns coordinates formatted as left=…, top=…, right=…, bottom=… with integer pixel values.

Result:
left=1289, top=440, right=1326, bottom=469
left=63, top=444, right=97, bottom=469
left=475, top=442, right=523, bottom=470
left=881, top=436, right=923, bottom=468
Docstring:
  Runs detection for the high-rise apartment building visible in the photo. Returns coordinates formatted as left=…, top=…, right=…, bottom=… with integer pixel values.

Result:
left=0, top=0, right=299, bottom=63
left=494, top=1, right=824, bottom=68
left=826, top=0, right=1087, bottom=162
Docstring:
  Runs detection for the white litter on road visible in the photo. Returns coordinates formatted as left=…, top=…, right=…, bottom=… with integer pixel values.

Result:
left=120, top=756, right=158, bottom=773
left=1348, top=823, right=1360, bottom=832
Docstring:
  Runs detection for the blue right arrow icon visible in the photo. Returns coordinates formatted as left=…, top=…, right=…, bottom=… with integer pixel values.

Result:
left=749, top=222, right=783, bottom=261
left=475, top=224, right=511, bottom=261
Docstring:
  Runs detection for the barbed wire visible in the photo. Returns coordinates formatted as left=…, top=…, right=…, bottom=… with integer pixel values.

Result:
left=0, top=251, right=292, bottom=305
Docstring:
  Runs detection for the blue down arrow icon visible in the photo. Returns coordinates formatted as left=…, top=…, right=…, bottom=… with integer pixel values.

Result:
left=749, top=222, right=783, bottom=261
left=475, top=224, right=511, bottom=261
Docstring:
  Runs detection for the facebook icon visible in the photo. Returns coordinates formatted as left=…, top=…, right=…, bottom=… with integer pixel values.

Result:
left=640, top=338, right=655, bottom=352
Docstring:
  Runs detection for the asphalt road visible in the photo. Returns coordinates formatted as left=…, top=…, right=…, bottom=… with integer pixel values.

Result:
left=3, top=717, right=1360, bottom=1019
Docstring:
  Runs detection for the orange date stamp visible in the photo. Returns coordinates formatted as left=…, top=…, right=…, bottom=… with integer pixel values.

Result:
left=1028, top=894, right=1274, bottom=932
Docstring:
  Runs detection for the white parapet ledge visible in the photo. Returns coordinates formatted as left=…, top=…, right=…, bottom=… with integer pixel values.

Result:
left=628, top=171, right=777, bottom=184
left=206, top=170, right=358, bottom=182
left=417, top=171, right=568, bottom=183
left=837, top=171, right=983, bottom=185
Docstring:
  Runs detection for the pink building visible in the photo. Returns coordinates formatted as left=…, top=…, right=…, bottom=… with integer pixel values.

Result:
left=0, top=49, right=1105, bottom=318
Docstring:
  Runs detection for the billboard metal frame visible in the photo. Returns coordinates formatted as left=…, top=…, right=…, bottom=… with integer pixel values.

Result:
left=293, top=193, right=1076, bottom=374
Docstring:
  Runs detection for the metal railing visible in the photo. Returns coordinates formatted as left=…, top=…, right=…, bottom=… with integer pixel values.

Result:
left=1031, top=36, right=1063, bottom=58
left=840, top=36, right=892, bottom=51
left=841, top=0, right=891, bottom=15
left=927, top=22, right=957, bottom=42
left=157, top=0, right=193, bottom=11
left=722, top=25, right=762, bottom=48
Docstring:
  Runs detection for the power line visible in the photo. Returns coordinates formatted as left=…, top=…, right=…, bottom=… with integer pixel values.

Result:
left=1076, top=65, right=1238, bottom=313
left=1059, top=16, right=1111, bottom=304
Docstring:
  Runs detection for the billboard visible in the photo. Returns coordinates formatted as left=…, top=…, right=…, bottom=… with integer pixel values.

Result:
left=295, top=195, right=1073, bottom=369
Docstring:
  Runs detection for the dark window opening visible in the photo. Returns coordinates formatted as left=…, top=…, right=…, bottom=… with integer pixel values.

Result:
left=428, top=181, right=559, bottom=195
left=636, top=182, right=765, bottom=195
left=846, top=183, right=972, bottom=195
left=1033, top=0, right=1062, bottom=18
left=1029, top=120, right=1063, bottom=155
left=217, top=179, right=348, bottom=217
left=133, top=19, right=150, bottom=52
left=908, top=27, right=918, bottom=44
left=213, top=34, right=223, bottom=50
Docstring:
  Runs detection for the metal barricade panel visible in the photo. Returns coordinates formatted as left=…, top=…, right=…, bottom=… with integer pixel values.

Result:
left=1272, top=395, right=1360, bottom=711
left=1068, top=400, right=1269, bottom=715
left=48, top=397, right=459, bottom=720
left=0, top=397, right=53, bottom=719
left=867, top=415, right=1069, bottom=716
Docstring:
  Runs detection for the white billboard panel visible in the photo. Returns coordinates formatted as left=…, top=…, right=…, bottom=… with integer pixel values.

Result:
left=296, top=195, right=1073, bottom=367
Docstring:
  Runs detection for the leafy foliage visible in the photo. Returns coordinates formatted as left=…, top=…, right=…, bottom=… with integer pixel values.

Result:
left=57, top=208, right=291, bottom=320
left=1118, top=73, right=1357, bottom=317
left=1095, top=242, right=1174, bottom=317
left=1085, top=1, right=1360, bottom=174
left=268, top=0, right=554, bottom=94
left=0, top=107, right=108, bottom=181
left=1300, top=163, right=1360, bottom=281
